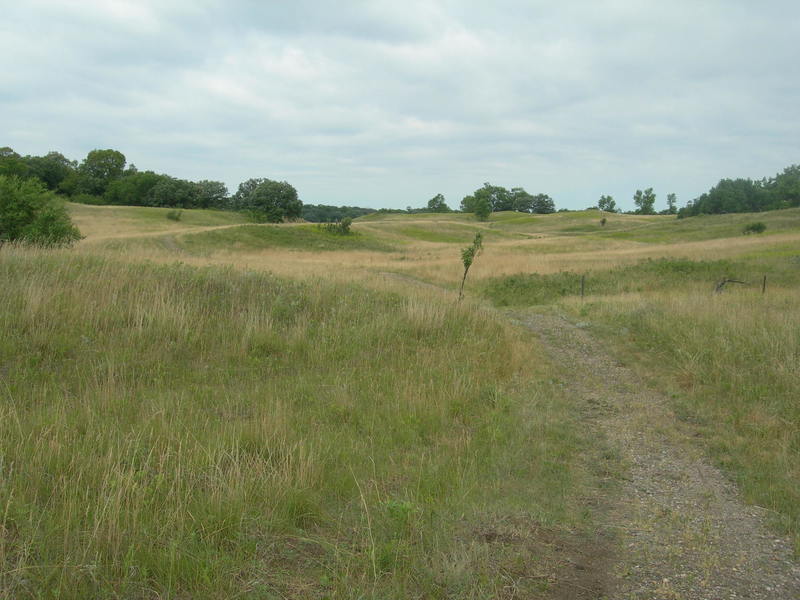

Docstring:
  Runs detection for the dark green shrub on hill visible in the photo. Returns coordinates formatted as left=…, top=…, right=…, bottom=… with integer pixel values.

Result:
left=743, top=222, right=766, bottom=234
left=0, top=175, right=82, bottom=246
left=231, top=178, right=302, bottom=222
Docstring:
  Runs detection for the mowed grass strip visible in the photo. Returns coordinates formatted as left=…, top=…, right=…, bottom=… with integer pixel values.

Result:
left=0, top=247, right=588, bottom=599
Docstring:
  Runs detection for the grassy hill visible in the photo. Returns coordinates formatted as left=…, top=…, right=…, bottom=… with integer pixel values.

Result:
left=0, top=245, right=595, bottom=599
left=3, top=203, right=799, bottom=597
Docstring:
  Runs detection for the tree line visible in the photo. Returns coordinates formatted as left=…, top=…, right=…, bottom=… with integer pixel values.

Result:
left=677, top=164, right=800, bottom=218
left=594, top=163, right=800, bottom=218
left=595, top=189, right=677, bottom=215
left=0, top=146, right=302, bottom=223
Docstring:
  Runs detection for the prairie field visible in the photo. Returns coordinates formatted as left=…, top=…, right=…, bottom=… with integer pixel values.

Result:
left=2, top=204, right=799, bottom=598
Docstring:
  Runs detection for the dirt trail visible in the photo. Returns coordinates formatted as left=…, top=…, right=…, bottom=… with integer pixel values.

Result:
left=510, top=310, right=800, bottom=599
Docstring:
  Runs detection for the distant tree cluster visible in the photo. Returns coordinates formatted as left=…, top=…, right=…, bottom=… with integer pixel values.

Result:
left=596, top=190, right=678, bottom=215
left=678, top=164, right=800, bottom=218
left=0, top=146, right=303, bottom=223
left=302, top=204, right=376, bottom=222
left=460, top=183, right=556, bottom=220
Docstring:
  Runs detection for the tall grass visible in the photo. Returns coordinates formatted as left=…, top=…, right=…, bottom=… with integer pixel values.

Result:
left=0, top=247, right=587, bottom=598
left=481, top=258, right=771, bottom=306
left=557, top=285, right=800, bottom=552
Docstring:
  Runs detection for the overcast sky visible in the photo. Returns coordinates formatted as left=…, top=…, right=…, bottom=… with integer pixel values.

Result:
left=3, top=1, right=799, bottom=211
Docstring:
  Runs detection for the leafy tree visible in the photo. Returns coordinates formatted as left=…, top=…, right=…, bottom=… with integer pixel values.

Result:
left=598, top=194, right=617, bottom=212
left=23, top=151, right=76, bottom=191
left=194, top=180, right=228, bottom=209
left=530, top=193, right=556, bottom=214
left=773, top=164, right=800, bottom=207
left=76, top=149, right=126, bottom=196
left=666, top=192, right=677, bottom=215
left=460, top=194, right=477, bottom=212
left=0, top=175, right=81, bottom=246
left=232, top=178, right=301, bottom=222
left=475, top=182, right=512, bottom=211
left=147, top=176, right=201, bottom=208
left=427, top=193, right=451, bottom=212
left=104, top=171, right=166, bottom=205
left=0, top=147, right=30, bottom=178
left=633, top=188, right=656, bottom=215
left=473, top=196, right=492, bottom=221
left=510, top=187, right=534, bottom=212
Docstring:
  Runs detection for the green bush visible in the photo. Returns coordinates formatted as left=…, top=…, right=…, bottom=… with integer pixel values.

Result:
left=320, top=216, right=353, bottom=235
left=743, top=222, right=767, bottom=234
left=166, top=209, right=182, bottom=221
left=0, top=175, right=82, bottom=246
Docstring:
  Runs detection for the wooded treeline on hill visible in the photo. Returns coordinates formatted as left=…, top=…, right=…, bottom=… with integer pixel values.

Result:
left=2, top=146, right=798, bottom=219
left=677, top=164, right=800, bottom=218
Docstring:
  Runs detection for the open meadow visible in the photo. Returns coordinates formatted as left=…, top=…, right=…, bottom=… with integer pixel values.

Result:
left=2, top=204, right=799, bottom=598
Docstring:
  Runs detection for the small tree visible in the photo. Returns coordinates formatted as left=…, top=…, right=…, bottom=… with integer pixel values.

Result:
left=427, top=193, right=451, bottom=212
left=666, top=192, right=677, bottom=214
left=231, top=178, right=302, bottom=222
left=459, top=232, right=483, bottom=300
left=633, top=188, right=657, bottom=215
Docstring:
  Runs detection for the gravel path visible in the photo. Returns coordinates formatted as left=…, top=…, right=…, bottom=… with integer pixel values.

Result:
left=511, top=310, right=800, bottom=600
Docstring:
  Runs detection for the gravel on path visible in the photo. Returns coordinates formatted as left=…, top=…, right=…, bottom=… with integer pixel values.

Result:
left=511, top=310, right=800, bottom=600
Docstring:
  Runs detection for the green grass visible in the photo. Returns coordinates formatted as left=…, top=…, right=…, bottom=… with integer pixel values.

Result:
left=576, top=290, right=800, bottom=552
left=484, top=253, right=800, bottom=552
left=596, top=207, right=800, bottom=243
left=177, top=223, right=396, bottom=253
left=0, top=247, right=591, bottom=598
left=67, top=203, right=251, bottom=229
left=481, top=257, right=775, bottom=306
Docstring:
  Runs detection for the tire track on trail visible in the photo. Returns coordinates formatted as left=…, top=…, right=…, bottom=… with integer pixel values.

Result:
left=510, top=310, right=800, bottom=599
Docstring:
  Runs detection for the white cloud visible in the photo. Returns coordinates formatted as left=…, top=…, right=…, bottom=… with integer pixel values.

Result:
left=1, top=1, right=799, bottom=209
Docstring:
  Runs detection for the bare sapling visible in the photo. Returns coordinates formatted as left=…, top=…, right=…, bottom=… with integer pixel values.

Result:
left=459, top=232, right=483, bottom=301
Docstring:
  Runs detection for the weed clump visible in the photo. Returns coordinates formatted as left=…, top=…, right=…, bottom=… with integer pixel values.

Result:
left=742, top=222, right=766, bottom=234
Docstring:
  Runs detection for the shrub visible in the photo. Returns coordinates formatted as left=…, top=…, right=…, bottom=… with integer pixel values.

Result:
left=743, top=222, right=766, bottom=234
left=0, top=175, right=82, bottom=246
left=166, top=209, right=182, bottom=221
left=320, top=217, right=353, bottom=235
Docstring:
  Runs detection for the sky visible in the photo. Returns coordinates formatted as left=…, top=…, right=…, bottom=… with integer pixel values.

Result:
left=2, top=1, right=799, bottom=211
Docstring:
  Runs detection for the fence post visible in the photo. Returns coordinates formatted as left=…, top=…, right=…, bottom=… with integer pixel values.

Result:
left=762, top=275, right=767, bottom=294
left=580, top=274, right=585, bottom=300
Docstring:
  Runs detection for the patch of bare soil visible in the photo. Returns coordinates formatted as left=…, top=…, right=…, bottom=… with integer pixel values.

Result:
left=469, top=516, right=614, bottom=599
left=511, top=310, right=800, bottom=599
